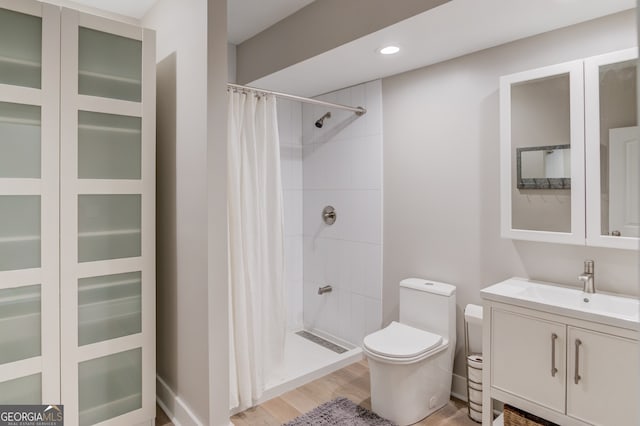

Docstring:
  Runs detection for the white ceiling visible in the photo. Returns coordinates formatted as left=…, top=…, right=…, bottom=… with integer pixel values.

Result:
left=58, top=0, right=635, bottom=99
left=251, top=0, right=636, bottom=97
left=66, top=0, right=316, bottom=44
left=228, top=0, right=315, bottom=45
left=55, top=0, right=158, bottom=19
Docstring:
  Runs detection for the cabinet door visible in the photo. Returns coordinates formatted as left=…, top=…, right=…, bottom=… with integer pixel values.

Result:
left=567, top=327, right=639, bottom=426
left=500, top=60, right=585, bottom=244
left=0, top=0, right=59, bottom=405
left=60, top=9, right=155, bottom=426
left=585, top=48, right=639, bottom=250
left=491, top=309, right=566, bottom=413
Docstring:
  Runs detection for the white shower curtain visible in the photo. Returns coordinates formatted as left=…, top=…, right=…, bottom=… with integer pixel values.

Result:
left=227, top=91, right=286, bottom=411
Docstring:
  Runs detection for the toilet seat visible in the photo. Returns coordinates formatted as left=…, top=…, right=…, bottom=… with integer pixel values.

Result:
left=363, top=321, right=446, bottom=363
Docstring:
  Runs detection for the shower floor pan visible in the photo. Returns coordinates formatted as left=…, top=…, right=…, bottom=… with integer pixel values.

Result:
left=259, top=329, right=362, bottom=405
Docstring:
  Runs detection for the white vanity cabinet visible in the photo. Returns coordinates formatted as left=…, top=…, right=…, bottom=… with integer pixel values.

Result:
left=500, top=48, right=638, bottom=249
left=0, top=1, right=156, bottom=425
left=484, top=301, right=639, bottom=426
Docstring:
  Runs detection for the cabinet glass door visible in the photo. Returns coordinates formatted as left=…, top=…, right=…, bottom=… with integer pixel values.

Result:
left=78, top=111, right=141, bottom=179
left=0, top=102, right=41, bottom=178
left=0, top=374, right=42, bottom=404
left=0, top=195, right=40, bottom=271
left=78, top=271, right=142, bottom=346
left=0, top=285, right=41, bottom=365
left=78, top=194, right=141, bottom=262
left=585, top=48, right=638, bottom=250
left=78, top=28, right=141, bottom=102
left=61, top=8, right=154, bottom=425
left=0, top=1, right=60, bottom=407
left=78, top=348, right=142, bottom=426
left=0, top=8, right=41, bottom=88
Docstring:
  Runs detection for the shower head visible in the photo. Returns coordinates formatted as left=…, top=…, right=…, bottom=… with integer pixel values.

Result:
left=315, top=112, right=331, bottom=128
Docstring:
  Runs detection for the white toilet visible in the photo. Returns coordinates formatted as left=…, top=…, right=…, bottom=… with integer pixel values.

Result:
left=363, top=278, right=456, bottom=426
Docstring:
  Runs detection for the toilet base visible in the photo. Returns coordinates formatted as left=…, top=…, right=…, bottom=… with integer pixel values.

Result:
left=367, top=348, right=452, bottom=426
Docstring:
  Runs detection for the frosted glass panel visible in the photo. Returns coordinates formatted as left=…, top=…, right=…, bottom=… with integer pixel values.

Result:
left=0, top=196, right=41, bottom=271
left=78, top=111, right=141, bottom=179
left=0, top=102, right=41, bottom=178
left=0, top=285, right=41, bottom=365
left=0, top=374, right=41, bottom=404
left=0, top=9, right=41, bottom=88
left=78, top=271, right=141, bottom=346
left=79, top=348, right=142, bottom=426
left=78, top=27, right=141, bottom=102
left=78, top=195, right=141, bottom=262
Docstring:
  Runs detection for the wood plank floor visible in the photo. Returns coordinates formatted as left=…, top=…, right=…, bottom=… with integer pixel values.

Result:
left=155, top=403, right=173, bottom=426
left=230, top=359, right=479, bottom=425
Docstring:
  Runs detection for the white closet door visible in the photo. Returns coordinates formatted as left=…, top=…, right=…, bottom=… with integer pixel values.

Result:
left=60, top=8, right=155, bottom=426
left=0, top=0, right=60, bottom=405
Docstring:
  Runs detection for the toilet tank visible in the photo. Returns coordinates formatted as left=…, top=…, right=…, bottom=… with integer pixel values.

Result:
left=399, top=278, right=456, bottom=342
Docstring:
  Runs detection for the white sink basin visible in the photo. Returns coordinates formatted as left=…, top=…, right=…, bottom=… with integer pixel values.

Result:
left=481, top=277, right=639, bottom=329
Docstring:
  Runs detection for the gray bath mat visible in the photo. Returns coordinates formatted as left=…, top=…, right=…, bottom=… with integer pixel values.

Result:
left=283, top=397, right=397, bottom=426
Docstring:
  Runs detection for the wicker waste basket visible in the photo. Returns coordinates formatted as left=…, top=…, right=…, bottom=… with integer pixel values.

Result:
left=503, top=405, right=560, bottom=426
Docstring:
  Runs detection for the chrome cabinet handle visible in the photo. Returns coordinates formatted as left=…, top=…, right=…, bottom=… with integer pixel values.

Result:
left=574, top=339, right=582, bottom=384
left=551, top=333, right=558, bottom=377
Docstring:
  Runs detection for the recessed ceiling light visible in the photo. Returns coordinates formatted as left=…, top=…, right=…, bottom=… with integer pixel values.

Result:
left=379, top=45, right=400, bottom=55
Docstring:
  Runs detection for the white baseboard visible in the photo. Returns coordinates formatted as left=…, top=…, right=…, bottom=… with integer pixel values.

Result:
left=451, top=373, right=468, bottom=401
left=156, top=375, right=205, bottom=426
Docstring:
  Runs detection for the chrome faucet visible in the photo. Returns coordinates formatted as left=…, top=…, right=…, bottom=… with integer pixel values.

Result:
left=578, top=260, right=595, bottom=294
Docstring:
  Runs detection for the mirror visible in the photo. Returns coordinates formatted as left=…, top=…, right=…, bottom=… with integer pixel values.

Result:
left=517, top=145, right=571, bottom=189
left=510, top=72, right=573, bottom=233
left=598, top=59, right=637, bottom=238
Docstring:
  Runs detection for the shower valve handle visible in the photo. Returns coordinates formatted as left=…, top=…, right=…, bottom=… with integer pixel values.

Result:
left=322, top=206, right=336, bottom=225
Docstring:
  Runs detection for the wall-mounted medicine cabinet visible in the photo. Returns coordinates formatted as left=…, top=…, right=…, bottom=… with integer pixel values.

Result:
left=500, top=48, right=638, bottom=250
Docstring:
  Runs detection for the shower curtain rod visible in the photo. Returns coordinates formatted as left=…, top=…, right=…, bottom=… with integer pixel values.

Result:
left=227, top=83, right=367, bottom=116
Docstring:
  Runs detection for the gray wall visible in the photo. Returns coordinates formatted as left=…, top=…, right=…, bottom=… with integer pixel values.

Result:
left=207, top=0, right=229, bottom=424
left=228, top=43, right=237, bottom=83
left=235, top=0, right=449, bottom=84
left=382, top=10, right=638, bottom=377
left=143, top=0, right=211, bottom=422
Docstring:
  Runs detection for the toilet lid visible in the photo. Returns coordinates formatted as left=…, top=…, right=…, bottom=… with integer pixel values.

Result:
left=363, top=321, right=443, bottom=359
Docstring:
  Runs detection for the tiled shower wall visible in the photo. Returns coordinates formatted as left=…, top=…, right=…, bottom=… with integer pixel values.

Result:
left=277, top=98, right=304, bottom=331
left=277, top=81, right=383, bottom=345
left=302, top=80, right=383, bottom=346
